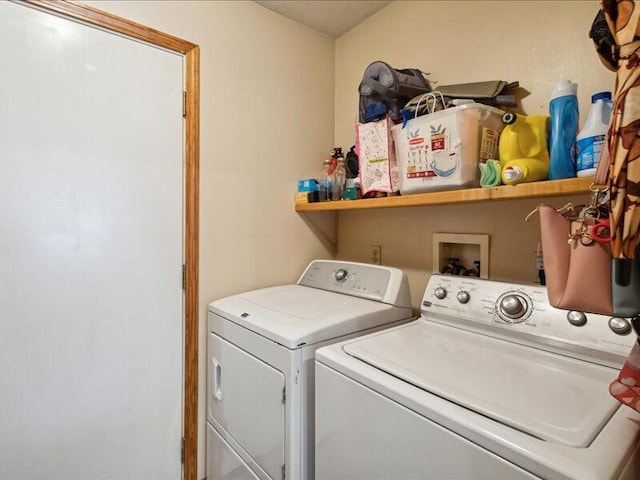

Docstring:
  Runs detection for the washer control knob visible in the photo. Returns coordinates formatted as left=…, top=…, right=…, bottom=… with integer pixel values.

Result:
left=334, top=269, right=348, bottom=282
left=609, top=317, right=632, bottom=335
left=500, top=294, right=526, bottom=318
left=567, top=311, right=587, bottom=327
left=434, top=287, right=447, bottom=300
left=457, top=291, right=470, bottom=304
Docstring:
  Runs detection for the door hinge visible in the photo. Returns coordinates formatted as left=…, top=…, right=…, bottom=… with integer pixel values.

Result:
left=182, top=91, right=187, bottom=118
left=281, top=463, right=285, bottom=480
left=282, top=386, right=286, bottom=404
left=181, top=437, right=185, bottom=464
left=182, top=264, right=186, bottom=291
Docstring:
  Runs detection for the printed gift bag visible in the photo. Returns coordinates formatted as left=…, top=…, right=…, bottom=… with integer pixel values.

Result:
left=355, top=116, right=400, bottom=194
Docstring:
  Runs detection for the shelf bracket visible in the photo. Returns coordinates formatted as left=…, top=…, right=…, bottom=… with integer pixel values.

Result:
left=298, top=210, right=338, bottom=254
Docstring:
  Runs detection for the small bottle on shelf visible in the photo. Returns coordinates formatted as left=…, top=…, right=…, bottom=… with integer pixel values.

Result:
left=332, top=153, right=347, bottom=201
left=319, top=159, right=333, bottom=202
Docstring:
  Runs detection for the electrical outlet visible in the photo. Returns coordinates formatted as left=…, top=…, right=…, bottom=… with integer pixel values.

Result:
left=371, top=245, right=382, bottom=265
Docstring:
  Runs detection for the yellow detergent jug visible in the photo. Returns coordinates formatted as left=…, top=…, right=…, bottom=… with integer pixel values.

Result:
left=498, top=112, right=550, bottom=185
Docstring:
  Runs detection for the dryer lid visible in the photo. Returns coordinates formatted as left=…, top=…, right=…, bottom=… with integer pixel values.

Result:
left=343, top=320, right=620, bottom=448
left=208, top=285, right=412, bottom=348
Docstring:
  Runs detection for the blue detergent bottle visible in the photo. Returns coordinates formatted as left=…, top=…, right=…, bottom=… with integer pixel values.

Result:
left=549, top=80, right=579, bottom=179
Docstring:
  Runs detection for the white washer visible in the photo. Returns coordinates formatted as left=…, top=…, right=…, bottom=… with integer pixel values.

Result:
left=316, top=274, right=640, bottom=480
left=206, top=260, right=413, bottom=480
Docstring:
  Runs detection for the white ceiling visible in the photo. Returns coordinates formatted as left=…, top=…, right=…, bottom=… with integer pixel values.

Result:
left=253, top=1, right=392, bottom=38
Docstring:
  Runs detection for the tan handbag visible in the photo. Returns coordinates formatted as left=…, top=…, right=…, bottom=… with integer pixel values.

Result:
left=538, top=204, right=613, bottom=315
left=534, top=139, right=613, bottom=315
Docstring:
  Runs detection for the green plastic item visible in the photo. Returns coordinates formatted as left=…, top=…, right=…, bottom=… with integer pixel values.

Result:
left=479, top=159, right=503, bottom=187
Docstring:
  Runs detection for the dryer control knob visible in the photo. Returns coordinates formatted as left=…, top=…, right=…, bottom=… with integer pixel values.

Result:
left=567, top=311, right=587, bottom=326
left=434, top=287, right=447, bottom=299
left=457, top=291, right=470, bottom=304
left=609, top=317, right=631, bottom=335
left=334, top=269, right=348, bottom=282
left=500, top=294, right=526, bottom=319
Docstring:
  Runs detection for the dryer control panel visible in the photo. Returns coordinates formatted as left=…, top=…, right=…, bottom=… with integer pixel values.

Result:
left=421, top=274, right=636, bottom=367
left=297, top=260, right=411, bottom=308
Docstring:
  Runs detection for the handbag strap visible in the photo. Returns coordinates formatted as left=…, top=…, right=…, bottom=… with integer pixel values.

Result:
left=592, top=133, right=611, bottom=189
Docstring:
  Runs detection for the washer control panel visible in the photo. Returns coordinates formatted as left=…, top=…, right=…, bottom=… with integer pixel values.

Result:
left=421, top=274, right=636, bottom=361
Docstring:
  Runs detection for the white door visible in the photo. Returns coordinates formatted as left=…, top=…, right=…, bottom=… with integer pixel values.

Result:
left=0, top=2, right=184, bottom=478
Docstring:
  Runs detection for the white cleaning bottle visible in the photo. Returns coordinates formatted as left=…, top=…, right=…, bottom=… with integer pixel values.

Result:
left=576, top=92, right=613, bottom=177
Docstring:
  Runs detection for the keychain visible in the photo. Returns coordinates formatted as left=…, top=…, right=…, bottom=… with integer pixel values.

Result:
left=588, top=218, right=611, bottom=244
left=567, top=188, right=610, bottom=246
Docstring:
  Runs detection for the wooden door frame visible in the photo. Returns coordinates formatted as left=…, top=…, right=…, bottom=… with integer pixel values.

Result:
left=19, top=1, right=200, bottom=478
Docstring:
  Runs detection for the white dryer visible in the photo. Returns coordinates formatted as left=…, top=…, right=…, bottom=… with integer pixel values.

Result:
left=206, top=260, right=413, bottom=480
left=316, top=274, right=640, bottom=480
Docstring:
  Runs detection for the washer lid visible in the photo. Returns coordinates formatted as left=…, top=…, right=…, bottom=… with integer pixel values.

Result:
left=343, top=320, right=620, bottom=448
left=208, top=285, right=411, bottom=348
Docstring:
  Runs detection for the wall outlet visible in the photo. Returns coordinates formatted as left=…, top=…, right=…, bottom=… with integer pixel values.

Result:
left=371, top=244, right=382, bottom=265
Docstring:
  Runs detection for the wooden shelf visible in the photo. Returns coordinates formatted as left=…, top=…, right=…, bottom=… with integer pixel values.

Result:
left=295, top=177, right=594, bottom=212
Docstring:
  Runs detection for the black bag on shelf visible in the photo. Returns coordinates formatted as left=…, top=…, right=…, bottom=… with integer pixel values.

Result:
left=358, top=61, right=431, bottom=123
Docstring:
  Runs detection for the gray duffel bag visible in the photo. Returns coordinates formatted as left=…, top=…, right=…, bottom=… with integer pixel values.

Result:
left=358, top=61, right=431, bottom=123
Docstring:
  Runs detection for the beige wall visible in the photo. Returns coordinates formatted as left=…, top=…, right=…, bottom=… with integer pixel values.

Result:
left=85, top=1, right=334, bottom=477
left=334, top=1, right=614, bottom=309
left=76, top=0, right=615, bottom=476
